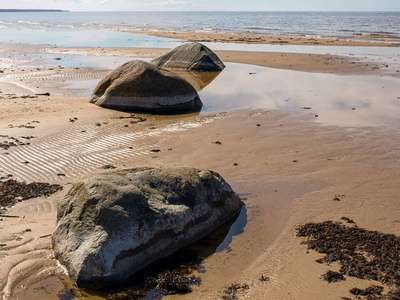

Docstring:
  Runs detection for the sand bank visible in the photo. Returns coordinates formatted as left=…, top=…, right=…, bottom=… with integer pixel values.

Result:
left=127, top=29, right=400, bottom=47
left=1, top=36, right=400, bottom=299
left=2, top=42, right=398, bottom=78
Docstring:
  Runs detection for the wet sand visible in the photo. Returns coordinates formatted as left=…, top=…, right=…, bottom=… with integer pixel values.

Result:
left=3, top=42, right=398, bottom=77
left=1, top=33, right=400, bottom=299
left=127, top=29, right=400, bottom=47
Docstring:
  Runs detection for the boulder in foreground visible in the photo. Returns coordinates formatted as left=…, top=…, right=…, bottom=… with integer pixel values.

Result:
left=90, top=60, right=202, bottom=113
left=52, top=167, right=242, bottom=285
left=150, top=42, right=225, bottom=71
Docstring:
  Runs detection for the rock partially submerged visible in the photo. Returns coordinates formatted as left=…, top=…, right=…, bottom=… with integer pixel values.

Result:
left=52, top=167, right=242, bottom=286
left=150, top=42, right=225, bottom=71
left=90, top=60, right=202, bottom=113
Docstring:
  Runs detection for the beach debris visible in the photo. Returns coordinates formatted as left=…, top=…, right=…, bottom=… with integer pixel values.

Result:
left=111, top=114, right=147, bottom=122
left=212, top=141, right=222, bottom=145
left=150, top=42, right=225, bottom=71
left=69, top=117, right=78, bottom=123
left=0, top=179, right=62, bottom=213
left=35, top=92, right=50, bottom=96
left=321, top=270, right=345, bottom=283
left=256, top=124, right=261, bottom=126
left=221, top=283, right=249, bottom=300
left=39, top=234, right=52, bottom=239
left=300, top=107, right=312, bottom=110
left=91, top=60, right=202, bottom=114
left=146, top=270, right=200, bottom=295
left=233, top=163, right=238, bottom=166
left=333, top=194, right=345, bottom=201
left=0, top=136, right=35, bottom=150
left=106, top=270, right=200, bottom=299
left=260, top=275, right=270, bottom=282
left=150, top=149, right=161, bottom=152
left=52, top=167, right=242, bottom=285
left=349, top=285, right=383, bottom=297
left=20, top=95, right=38, bottom=99
left=100, top=164, right=116, bottom=169
left=297, top=220, right=400, bottom=296
left=340, top=216, right=356, bottom=224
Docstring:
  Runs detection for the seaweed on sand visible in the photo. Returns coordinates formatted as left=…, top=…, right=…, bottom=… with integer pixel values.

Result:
left=0, top=179, right=62, bottom=213
left=296, top=220, right=400, bottom=299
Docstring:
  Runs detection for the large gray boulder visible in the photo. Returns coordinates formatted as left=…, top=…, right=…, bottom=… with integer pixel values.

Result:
left=52, top=167, right=242, bottom=286
left=90, top=60, right=202, bottom=113
left=150, top=42, right=225, bottom=71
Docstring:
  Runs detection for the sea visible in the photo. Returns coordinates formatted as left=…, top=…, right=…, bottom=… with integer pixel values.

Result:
left=0, top=11, right=400, bottom=47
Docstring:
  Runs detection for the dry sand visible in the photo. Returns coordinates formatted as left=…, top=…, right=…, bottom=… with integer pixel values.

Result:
left=1, top=32, right=400, bottom=299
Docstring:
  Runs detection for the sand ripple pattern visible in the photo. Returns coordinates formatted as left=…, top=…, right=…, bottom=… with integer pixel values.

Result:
left=0, top=66, right=108, bottom=96
left=0, top=117, right=214, bottom=183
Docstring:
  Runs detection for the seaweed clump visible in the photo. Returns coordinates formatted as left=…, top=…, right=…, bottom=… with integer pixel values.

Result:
left=296, top=220, right=400, bottom=298
left=321, top=270, right=345, bottom=283
left=0, top=179, right=62, bottom=213
left=106, top=270, right=200, bottom=300
left=221, top=283, right=250, bottom=300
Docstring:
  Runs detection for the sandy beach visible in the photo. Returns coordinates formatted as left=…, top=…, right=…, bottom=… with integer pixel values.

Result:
left=1, top=30, right=400, bottom=300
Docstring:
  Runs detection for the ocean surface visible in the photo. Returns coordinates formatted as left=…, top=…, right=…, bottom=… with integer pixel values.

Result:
left=0, top=11, right=400, bottom=47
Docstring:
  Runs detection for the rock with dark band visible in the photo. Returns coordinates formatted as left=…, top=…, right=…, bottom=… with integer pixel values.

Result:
left=52, top=167, right=242, bottom=285
left=90, top=60, right=202, bottom=113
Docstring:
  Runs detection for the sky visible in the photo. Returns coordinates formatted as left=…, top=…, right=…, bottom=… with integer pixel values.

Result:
left=1, top=0, right=400, bottom=12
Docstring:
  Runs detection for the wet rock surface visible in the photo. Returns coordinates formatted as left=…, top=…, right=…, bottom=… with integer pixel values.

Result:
left=151, top=42, right=225, bottom=71
left=52, top=166, right=242, bottom=286
left=297, top=220, right=400, bottom=299
left=90, top=60, right=202, bottom=113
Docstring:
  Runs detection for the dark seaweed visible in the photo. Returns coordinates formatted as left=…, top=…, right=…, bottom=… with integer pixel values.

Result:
left=221, top=283, right=249, bottom=300
left=296, top=220, right=400, bottom=299
left=0, top=179, right=62, bottom=213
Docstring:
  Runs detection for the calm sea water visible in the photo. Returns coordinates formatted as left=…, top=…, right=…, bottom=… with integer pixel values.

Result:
left=1, top=11, right=400, bottom=42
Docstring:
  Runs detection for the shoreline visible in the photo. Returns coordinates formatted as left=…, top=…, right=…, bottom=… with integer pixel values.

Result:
left=126, top=29, right=400, bottom=47
left=1, top=33, right=400, bottom=299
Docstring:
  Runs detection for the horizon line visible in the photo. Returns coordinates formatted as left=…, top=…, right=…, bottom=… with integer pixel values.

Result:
left=2, top=9, right=399, bottom=13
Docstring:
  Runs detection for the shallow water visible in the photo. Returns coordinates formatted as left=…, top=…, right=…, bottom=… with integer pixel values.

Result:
left=40, top=55, right=399, bottom=128
left=199, top=63, right=400, bottom=127
left=0, top=27, right=183, bottom=48
left=2, top=51, right=399, bottom=128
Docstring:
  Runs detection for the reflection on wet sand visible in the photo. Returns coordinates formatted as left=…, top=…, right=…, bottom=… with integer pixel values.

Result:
left=198, top=63, right=400, bottom=127
left=170, top=70, right=222, bottom=92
